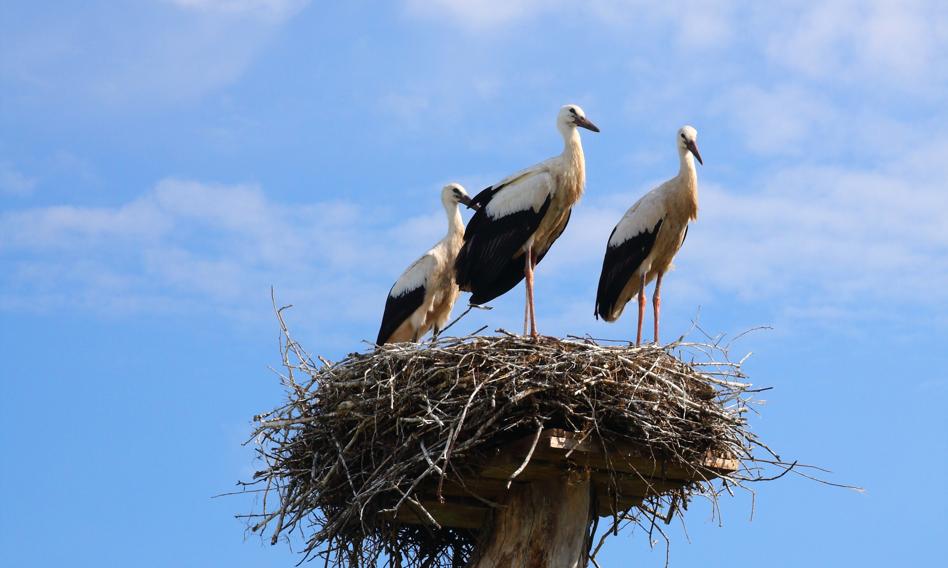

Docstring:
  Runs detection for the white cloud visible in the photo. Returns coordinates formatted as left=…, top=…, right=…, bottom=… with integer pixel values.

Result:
left=404, top=0, right=738, bottom=49
left=379, top=92, right=432, bottom=124
left=712, top=84, right=835, bottom=156
left=403, top=0, right=554, bottom=29
left=0, top=1, right=311, bottom=106
left=167, top=0, right=308, bottom=20
left=763, top=0, right=948, bottom=89
left=540, top=150, right=948, bottom=329
left=0, top=195, right=170, bottom=249
left=3, top=0, right=947, bottom=340
left=0, top=161, right=37, bottom=196
left=404, top=0, right=948, bottom=94
left=584, top=0, right=739, bottom=50
left=0, top=179, right=462, bottom=340
left=709, top=76, right=943, bottom=163
left=3, top=149, right=947, bottom=336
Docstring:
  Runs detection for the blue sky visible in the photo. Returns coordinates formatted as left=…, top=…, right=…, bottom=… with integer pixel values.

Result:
left=1, top=1, right=947, bottom=566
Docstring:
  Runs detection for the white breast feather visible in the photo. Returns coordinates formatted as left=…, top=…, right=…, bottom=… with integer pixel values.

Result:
left=390, top=253, right=436, bottom=297
left=609, top=187, right=667, bottom=247
left=485, top=169, right=555, bottom=219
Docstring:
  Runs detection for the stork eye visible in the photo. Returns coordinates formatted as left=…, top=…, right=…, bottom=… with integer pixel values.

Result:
left=569, top=108, right=577, bottom=115
left=680, top=133, right=686, bottom=139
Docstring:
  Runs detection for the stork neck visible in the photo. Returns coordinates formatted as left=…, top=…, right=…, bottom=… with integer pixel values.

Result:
left=676, top=151, right=699, bottom=219
left=562, top=127, right=583, bottom=156
left=562, top=128, right=586, bottom=180
left=444, top=202, right=464, bottom=236
left=678, top=151, right=697, bottom=180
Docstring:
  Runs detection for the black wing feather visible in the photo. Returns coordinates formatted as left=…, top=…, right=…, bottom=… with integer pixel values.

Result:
left=455, top=196, right=551, bottom=305
left=468, top=174, right=524, bottom=211
left=594, top=219, right=663, bottom=320
left=464, top=207, right=570, bottom=305
left=469, top=184, right=498, bottom=210
left=376, top=285, right=426, bottom=345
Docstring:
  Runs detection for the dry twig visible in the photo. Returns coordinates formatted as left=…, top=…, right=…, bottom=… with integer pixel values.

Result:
left=238, top=310, right=798, bottom=567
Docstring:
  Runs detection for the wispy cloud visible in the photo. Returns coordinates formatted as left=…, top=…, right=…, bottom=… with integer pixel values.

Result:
left=711, top=84, right=836, bottom=156
left=403, top=0, right=555, bottom=29
left=0, top=1, right=311, bottom=106
left=378, top=92, right=433, bottom=124
left=763, top=0, right=948, bottom=89
left=167, top=0, right=308, bottom=20
left=545, top=150, right=948, bottom=329
left=0, top=161, right=37, bottom=196
left=403, top=0, right=948, bottom=95
left=403, top=0, right=738, bottom=50
left=0, top=179, right=461, bottom=342
left=3, top=147, right=946, bottom=334
left=3, top=1, right=946, bottom=339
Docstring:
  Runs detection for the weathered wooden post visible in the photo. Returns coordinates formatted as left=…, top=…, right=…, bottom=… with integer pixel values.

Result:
left=470, top=472, right=592, bottom=568
left=393, top=428, right=736, bottom=567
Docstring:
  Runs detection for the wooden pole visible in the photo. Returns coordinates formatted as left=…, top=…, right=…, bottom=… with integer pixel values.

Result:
left=469, top=470, right=593, bottom=568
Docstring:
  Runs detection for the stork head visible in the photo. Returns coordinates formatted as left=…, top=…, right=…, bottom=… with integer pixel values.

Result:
left=442, top=183, right=473, bottom=208
left=558, top=104, right=599, bottom=135
left=677, top=125, right=702, bottom=165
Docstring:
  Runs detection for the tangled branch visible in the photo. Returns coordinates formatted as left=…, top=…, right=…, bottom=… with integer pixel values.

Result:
left=238, top=309, right=799, bottom=566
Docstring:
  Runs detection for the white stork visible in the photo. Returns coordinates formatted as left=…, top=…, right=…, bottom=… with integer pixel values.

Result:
left=455, top=104, right=599, bottom=337
left=594, top=125, right=703, bottom=345
left=376, top=183, right=474, bottom=345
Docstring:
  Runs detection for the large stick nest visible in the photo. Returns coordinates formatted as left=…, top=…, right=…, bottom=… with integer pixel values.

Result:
left=241, top=321, right=778, bottom=566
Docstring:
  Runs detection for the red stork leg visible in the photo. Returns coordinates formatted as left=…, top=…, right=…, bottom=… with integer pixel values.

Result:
left=635, top=273, right=646, bottom=346
left=652, top=271, right=663, bottom=344
left=524, top=246, right=538, bottom=338
left=523, top=250, right=531, bottom=335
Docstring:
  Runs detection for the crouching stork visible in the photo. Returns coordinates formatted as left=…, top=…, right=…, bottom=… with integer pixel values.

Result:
left=376, top=183, right=473, bottom=345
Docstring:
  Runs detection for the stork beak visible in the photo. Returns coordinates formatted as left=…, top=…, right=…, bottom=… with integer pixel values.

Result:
left=686, top=140, right=703, bottom=165
left=574, top=116, right=600, bottom=133
left=459, top=195, right=478, bottom=209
